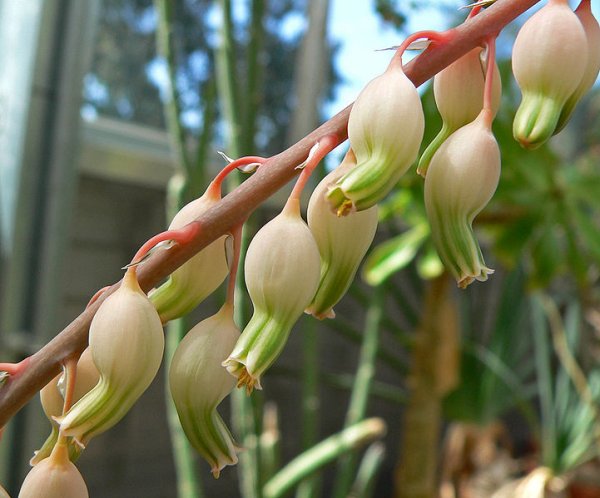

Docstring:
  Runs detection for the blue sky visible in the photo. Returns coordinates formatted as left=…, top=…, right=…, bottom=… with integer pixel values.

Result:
left=326, top=0, right=448, bottom=116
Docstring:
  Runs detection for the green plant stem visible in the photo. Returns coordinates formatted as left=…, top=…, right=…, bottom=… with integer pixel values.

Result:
left=216, top=0, right=242, bottom=159
left=242, top=0, right=265, bottom=155
left=268, top=366, right=407, bottom=405
left=349, top=442, right=386, bottom=498
left=349, top=286, right=411, bottom=340
left=332, top=285, right=384, bottom=498
left=263, top=418, right=387, bottom=498
left=325, top=313, right=409, bottom=371
left=165, top=318, right=204, bottom=498
left=296, top=317, right=322, bottom=498
left=154, top=0, right=192, bottom=174
left=531, top=295, right=557, bottom=469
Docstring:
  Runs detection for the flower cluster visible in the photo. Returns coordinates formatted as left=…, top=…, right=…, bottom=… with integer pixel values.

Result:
left=11, top=2, right=600, bottom=493
left=512, top=0, right=600, bottom=148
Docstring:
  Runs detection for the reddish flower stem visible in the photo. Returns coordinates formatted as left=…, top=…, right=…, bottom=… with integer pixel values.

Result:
left=482, top=35, right=498, bottom=128
left=0, top=0, right=544, bottom=428
left=207, top=155, right=268, bottom=198
left=286, top=134, right=340, bottom=206
left=225, top=223, right=244, bottom=308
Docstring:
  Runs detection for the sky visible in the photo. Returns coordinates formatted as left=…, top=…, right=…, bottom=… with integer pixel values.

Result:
left=326, top=0, right=448, bottom=116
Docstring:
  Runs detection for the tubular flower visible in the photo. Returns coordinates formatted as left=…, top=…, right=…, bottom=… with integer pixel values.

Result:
left=150, top=188, right=229, bottom=323
left=327, top=63, right=424, bottom=214
left=32, top=349, right=100, bottom=465
left=556, top=0, right=600, bottom=131
left=169, top=304, right=241, bottom=478
left=512, top=0, right=588, bottom=149
left=18, top=441, right=88, bottom=498
left=424, top=110, right=500, bottom=288
left=223, top=199, right=320, bottom=392
left=57, top=269, right=164, bottom=446
left=306, top=149, right=378, bottom=319
left=418, top=47, right=501, bottom=177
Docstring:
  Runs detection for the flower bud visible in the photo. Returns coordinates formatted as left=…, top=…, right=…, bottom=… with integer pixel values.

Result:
left=150, top=189, right=229, bottom=323
left=169, top=304, right=241, bottom=478
left=327, top=64, right=424, bottom=214
left=32, top=349, right=100, bottom=464
left=418, top=47, right=501, bottom=176
left=19, top=442, right=88, bottom=498
left=512, top=0, right=588, bottom=148
left=58, top=269, right=164, bottom=446
left=223, top=199, right=320, bottom=391
left=306, top=150, right=378, bottom=319
left=424, top=111, right=500, bottom=288
left=556, top=0, right=600, bottom=131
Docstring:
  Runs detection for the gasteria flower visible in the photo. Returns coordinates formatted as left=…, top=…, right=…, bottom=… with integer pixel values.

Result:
left=424, top=110, right=500, bottom=288
left=223, top=198, right=320, bottom=392
left=57, top=269, right=164, bottom=446
left=327, top=63, right=424, bottom=214
left=150, top=188, right=229, bottom=323
left=418, top=47, right=501, bottom=177
left=18, top=441, right=88, bottom=498
left=556, top=0, right=600, bottom=131
left=169, top=304, right=241, bottom=478
left=32, top=349, right=100, bottom=465
left=512, top=0, right=588, bottom=148
left=306, top=149, right=378, bottom=319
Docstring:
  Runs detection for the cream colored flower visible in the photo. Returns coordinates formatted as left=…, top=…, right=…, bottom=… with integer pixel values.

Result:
left=556, top=0, right=600, bottom=131
left=169, top=304, right=241, bottom=477
left=18, top=441, right=88, bottom=498
left=512, top=0, right=588, bottom=148
left=328, top=63, right=424, bottom=214
left=32, top=349, right=99, bottom=464
left=425, top=111, right=500, bottom=288
left=306, top=150, right=378, bottom=319
left=58, top=269, right=164, bottom=446
left=418, top=47, right=501, bottom=176
left=150, top=188, right=229, bottom=323
left=223, top=199, right=320, bottom=392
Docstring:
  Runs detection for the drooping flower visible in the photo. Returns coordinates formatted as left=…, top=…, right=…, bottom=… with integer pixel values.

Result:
left=169, top=304, right=241, bottom=478
left=556, top=0, right=600, bottom=131
left=306, top=149, right=378, bottom=319
left=150, top=188, right=229, bottom=323
left=18, top=440, right=88, bottom=498
left=223, top=198, right=320, bottom=392
left=424, top=110, right=500, bottom=288
left=32, top=349, right=100, bottom=464
left=418, top=47, right=501, bottom=177
left=512, top=0, right=588, bottom=148
left=58, top=268, right=164, bottom=446
left=327, top=63, right=424, bottom=214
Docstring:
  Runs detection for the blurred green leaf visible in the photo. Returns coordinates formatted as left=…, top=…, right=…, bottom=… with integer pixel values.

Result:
left=363, top=224, right=428, bottom=286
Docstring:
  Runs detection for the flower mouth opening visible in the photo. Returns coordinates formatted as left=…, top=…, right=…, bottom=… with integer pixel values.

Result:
left=222, top=359, right=262, bottom=394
